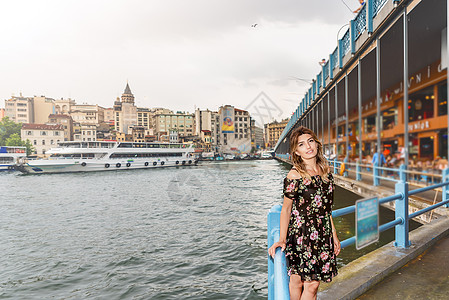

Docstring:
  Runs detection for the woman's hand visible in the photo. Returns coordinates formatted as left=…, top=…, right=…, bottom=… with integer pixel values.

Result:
left=268, top=241, right=286, bottom=258
left=333, top=234, right=341, bottom=256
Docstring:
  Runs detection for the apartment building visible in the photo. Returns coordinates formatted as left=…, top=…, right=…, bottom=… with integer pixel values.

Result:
left=21, top=124, right=64, bottom=156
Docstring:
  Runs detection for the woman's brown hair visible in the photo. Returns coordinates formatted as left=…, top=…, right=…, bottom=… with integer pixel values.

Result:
left=289, top=126, right=330, bottom=180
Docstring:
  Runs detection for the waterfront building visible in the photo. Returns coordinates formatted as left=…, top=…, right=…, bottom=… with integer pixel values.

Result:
left=47, top=114, right=74, bottom=141
left=131, top=126, right=146, bottom=143
left=114, top=83, right=137, bottom=134
left=194, top=108, right=220, bottom=151
left=70, top=104, right=105, bottom=125
left=264, top=119, right=288, bottom=149
left=73, top=123, right=97, bottom=142
left=4, top=95, right=34, bottom=123
left=32, top=96, right=56, bottom=124
left=169, top=129, right=179, bottom=143
left=137, top=107, right=152, bottom=131
left=218, top=105, right=251, bottom=154
left=154, top=112, right=194, bottom=138
left=54, top=98, right=76, bottom=115
left=5, top=95, right=75, bottom=125
left=275, top=0, right=448, bottom=164
left=251, top=119, right=264, bottom=150
left=21, top=123, right=64, bottom=156
left=0, top=108, right=5, bottom=120
left=116, top=132, right=132, bottom=142
left=103, top=108, right=115, bottom=128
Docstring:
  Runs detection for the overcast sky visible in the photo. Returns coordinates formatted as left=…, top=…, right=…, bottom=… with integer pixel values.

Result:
left=0, top=0, right=360, bottom=122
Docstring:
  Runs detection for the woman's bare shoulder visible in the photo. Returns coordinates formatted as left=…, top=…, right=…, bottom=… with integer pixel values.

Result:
left=287, top=168, right=302, bottom=180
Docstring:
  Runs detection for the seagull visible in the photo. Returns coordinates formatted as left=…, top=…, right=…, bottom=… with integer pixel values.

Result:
left=251, top=23, right=258, bottom=27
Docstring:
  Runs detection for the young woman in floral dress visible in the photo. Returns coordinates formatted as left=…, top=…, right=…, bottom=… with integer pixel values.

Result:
left=268, top=126, right=340, bottom=300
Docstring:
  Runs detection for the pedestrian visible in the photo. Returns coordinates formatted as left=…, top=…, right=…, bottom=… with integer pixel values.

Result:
left=268, top=126, right=340, bottom=299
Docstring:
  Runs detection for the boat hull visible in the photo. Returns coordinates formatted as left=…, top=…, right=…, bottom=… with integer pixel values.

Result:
left=16, top=158, right=199, bottom=174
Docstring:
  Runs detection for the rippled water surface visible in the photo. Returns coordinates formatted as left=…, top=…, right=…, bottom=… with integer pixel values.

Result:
left=0, top=160, right=418, bottom=299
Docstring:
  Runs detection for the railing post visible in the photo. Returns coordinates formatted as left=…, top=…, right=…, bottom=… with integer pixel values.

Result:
left=333, top=159, right=337, bottom=174
left=344, top=157, right=349, bottom=177
left=267, top=205, right=290, bottom=300
left=443, top=168, right=449, bottom=208
left=356, top=161, right=361, bottom=181
left=399, top=164, right=406, bottom=182
left=373, top=164, right=379, bottom=186
left=394, top=180, right=411, bottom=248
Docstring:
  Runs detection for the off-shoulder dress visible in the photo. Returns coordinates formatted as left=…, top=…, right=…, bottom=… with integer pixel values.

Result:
left=283, top=171, right=338, bottom=282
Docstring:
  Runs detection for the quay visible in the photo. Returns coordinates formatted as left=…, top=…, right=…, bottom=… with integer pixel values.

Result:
left=267, top=0, right=449, bottom=299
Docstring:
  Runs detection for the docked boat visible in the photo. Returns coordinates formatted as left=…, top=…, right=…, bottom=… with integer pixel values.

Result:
left=15, top=141, right=198, bottom=174
left=0, top=146, right=27, bottom=171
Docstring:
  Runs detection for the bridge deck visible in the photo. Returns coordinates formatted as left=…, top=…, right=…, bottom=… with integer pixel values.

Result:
left=358, top=234, right=449, bottom=299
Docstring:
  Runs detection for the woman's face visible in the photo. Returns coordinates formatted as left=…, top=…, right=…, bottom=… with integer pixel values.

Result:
left=295, top=134, right=318, bottom=160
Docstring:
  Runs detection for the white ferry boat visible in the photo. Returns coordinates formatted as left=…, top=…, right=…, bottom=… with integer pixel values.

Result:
left=0, top=146, right=27, bottom=171
left=15, top=141, right=198, bottom=174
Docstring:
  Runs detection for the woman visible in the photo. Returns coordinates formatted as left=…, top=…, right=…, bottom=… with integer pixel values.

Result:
left=268, top=126, right=340, bottom=300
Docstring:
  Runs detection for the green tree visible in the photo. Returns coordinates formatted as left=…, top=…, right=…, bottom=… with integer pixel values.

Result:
left=0, top=117, right=22, bottom=145
left=5, top=133, right=35, bottom=155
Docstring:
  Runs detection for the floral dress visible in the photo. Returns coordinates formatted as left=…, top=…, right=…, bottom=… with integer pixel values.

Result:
left=283, top=171, right=338, bottom=282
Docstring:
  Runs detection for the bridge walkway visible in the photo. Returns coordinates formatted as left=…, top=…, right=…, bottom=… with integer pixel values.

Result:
left=358, top=234, right=449, bottom=299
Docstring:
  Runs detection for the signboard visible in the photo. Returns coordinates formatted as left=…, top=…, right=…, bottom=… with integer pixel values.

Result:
left=221, top=106, right=234, bottom=133
left=355, top=197, right=379, bottom=250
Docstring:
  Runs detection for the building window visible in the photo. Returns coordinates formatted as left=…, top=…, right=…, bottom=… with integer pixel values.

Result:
left=409, top=85, right=434, bottom=122
left=381, top=107, right=398, bottom=130
left=363, top=115, right=376, bottom=134
left=51, top=140, right=54, bottom=145
left=27, top=131, right=32, bottom=135
left=33, top=140, right=37, bottom=145
left=438, top=82, right=447, bottom=116
left=42, top=140, right=45, bottom=145
left=41, top=131, right=47, bottom=136
left=54, top=131, right=60, bottom=136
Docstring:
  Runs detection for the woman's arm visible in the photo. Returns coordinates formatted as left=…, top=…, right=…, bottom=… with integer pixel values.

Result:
left=330, top=215, right=341, bottom=256
left=268, top=196, right=293, bottom=258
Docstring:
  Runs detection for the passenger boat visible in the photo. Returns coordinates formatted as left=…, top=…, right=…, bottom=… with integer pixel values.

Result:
left=14, top=141, right=198, bottom=174
left=0, top=146, right=27, bottom=171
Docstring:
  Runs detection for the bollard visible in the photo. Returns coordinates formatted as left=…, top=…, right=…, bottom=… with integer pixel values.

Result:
left=394, top=180, right=411, bottom=248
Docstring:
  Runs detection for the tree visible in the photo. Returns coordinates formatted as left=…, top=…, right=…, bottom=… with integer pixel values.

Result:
left=5, top=133, right=35, bottom=155
left=0, top=117, right=22, bottom=145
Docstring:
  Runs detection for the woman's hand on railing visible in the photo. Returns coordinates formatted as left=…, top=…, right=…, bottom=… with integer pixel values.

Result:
left=333, top=235, right=341, bottom=256
left=268, top=241, right=286, bottom=258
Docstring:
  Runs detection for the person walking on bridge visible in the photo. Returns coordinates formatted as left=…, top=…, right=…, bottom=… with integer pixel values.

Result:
left=269, top=126, right=340, bottom=300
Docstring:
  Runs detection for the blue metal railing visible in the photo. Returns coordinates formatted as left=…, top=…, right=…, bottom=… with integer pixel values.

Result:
left=373, top=0, right=388, bottom=16
left=331, top=47, right=339, bottom=70
left=354, top=4, right=367, bottom=40
left=267, top=167, right=449, bottom=299
left=341, top=29, right=351, bottom=56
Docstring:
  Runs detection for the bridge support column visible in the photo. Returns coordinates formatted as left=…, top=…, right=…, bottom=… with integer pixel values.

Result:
left=394, top=181, right=411, bottom=248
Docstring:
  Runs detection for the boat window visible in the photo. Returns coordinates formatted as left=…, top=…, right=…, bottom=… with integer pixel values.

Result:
left=109, top=152, right=183, bottom=158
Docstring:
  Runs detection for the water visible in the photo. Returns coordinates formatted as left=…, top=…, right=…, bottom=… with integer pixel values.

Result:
left=0, top=160, right=418, bottom=299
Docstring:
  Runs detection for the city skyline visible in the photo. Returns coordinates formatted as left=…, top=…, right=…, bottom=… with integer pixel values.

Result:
left=0, top=0, right=357, bottom=120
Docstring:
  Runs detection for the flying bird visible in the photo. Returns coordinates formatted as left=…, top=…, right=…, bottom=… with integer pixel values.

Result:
left=251, top=23, right=258, bottom=27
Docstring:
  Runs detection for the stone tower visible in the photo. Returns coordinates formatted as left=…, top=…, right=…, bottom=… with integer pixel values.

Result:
left=121, top=83, right=135, bottom=104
